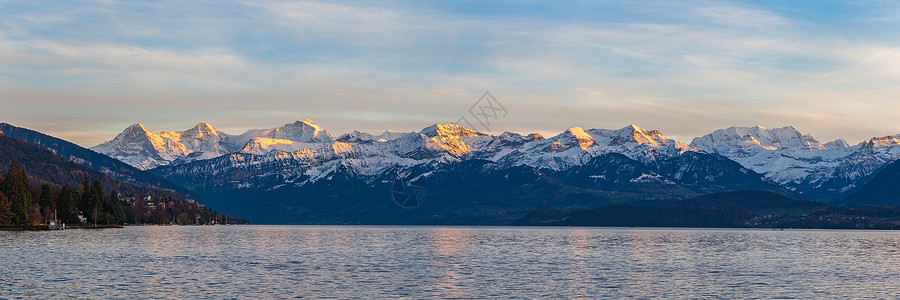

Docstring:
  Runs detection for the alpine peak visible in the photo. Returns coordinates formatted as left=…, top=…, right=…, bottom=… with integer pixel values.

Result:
left=564, top=127, right=592, bottom=139
left=89, top=120, right=900, bottom=206
left=623, top=124, right=646, bottom=132
left=185, top=121, right=221, bottom=137
left=291, top=119, right=320, bottom=127
left=606, top=124, right=671, bottom=147
left=864, top=136, right=900, bottom=148
left=824, top=139, right=850, bottom=150
left=117, top=123, right=155, bottom=140
left=526, top=133, right=545, bottom=141
left=691, top=125, right=823, bottom=152
left=126, top=123, right=151, bottom=133
left=270, top=119, right=333, bottom=143
left=419, top=123, right=482, bottom=138
left=563, top=127, right=595, bottom=149
left=194, top=121, right=215, bottom=130
left=687, top=125, right=900, bottom=201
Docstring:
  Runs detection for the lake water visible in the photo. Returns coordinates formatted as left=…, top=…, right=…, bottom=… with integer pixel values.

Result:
left=2, top=226, right=899, bottom=299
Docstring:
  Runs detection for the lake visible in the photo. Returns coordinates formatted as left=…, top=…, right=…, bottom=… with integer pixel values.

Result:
left=2, top=226, right=899, bottom=298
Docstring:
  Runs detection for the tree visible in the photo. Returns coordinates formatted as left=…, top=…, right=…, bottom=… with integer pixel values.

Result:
left=38, top=184, right=53, bottom=224
left=0, top=191, right=13, bottom=225
left=79, top=176, right=90, bottom=212
left=91, top=205, right=100, bottom=228
left=41, top=206, right=54, bottom=225
left=2, top=162, right=33, bottom=225
left=82, top=180, right=106, bottom=224
left=56, top=187, right=78, bottom=224
left=27, top=204, right=42, bottom=226
left=91, top=181, right=106, bottom=212
left=176, top=212, right=190, bottom=225
left=109, top=191, right=125, bottom=224
left=38, top=184, right=52, bottom=208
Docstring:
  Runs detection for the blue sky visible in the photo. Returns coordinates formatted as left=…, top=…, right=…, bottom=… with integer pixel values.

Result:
left=2, top=0, right=900, bottom=146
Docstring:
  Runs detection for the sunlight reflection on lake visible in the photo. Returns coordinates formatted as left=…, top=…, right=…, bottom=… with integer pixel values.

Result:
left=2, top=226, right=900, bottom=298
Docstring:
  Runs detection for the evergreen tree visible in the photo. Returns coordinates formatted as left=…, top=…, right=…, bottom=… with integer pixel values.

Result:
left=110, top=191, right=125, bottom=224
left=90, top=180, right=106, bottom=223
left=2, top=162, right=33, bottom=225
left=57, top=187, right=79, bottom=224
left=79, top=176, right=91, bottom=213
left=38, top=184, right=52, bottom=208
left=0, top=191, right=13, bottom=225
left=38, top=184, right=53, bottom=223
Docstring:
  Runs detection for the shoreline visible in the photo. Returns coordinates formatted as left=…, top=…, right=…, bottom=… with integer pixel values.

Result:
left=0, top=224, right=124, bottom=231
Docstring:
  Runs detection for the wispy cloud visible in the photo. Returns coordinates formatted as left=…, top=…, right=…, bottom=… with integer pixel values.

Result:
left=1, top=0, right=899, bottom=146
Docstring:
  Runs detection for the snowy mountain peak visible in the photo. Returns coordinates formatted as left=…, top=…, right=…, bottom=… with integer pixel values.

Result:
left=691, top=125, right=823, bottom=153
left=93, top=122, right=242, bottom=170
left=269, top=119, right=333, bottom=143
left=688, top=125, right=900, bottom=200
left=526, top=133, right=545, bottom=141
left=91, top=120, right=900, bottom=204
left=337, top=130, right=370, bottom=142
left=337, top=130, right=406, bottom=143
left=91, top=123, right=187, bottom=170
left=616, top=124, right=662, bottom=136
left=498, top=131, right=523, bottom=140
left=864, top=136, right=900, bottom=149
left=605, top=124, right=677, bottom=148
left=186, top=121, right=219, bottom=136
left=419, top=123, right=482, bottom=138
left=111, top=123, right=161, bottom=145
left=240, top=137, right=316, bottom=155
left=292, top=119, right=319, bottom=128
left=562, top=127, right=595, bottom=150
left=124, top=123, right=152, bottom=135
left=824, top=139, right=850, bottom=150
left=565, top=126, right=590, bottom=137
left=179, top=122, right=225, bottom=140
left=624, top=124, right=646, bottom=132
left=414, top=123, right=485, bottom=157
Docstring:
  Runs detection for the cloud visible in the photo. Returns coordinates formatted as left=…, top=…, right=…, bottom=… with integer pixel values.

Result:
left=2, top=0, right=900, bottom=146
left=0, top=35, right=251, bottom=91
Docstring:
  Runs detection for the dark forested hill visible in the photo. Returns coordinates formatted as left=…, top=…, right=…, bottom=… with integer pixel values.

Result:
left=0, top=123, right=199, bottom=200
left=515, top=190, right=900, bottom=229
left=0, top=133, right=190, bottom=201
left=841, top=160, right=900, bottom=207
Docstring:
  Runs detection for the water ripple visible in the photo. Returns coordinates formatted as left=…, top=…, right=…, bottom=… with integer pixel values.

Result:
left=2, top=226, right=900, bottom=298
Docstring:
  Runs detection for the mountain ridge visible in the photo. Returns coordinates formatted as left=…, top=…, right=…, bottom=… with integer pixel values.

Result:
left=91, top=120, right=900, bottom=206
left=691, top=125, right=900, bottom=201
left=12, top=119, right=900, bottom=224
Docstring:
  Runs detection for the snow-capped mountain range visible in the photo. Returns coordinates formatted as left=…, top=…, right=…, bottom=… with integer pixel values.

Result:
left=691, top=126, right=900, bottom=200
left=93, top=121, right=696, bottom=173
left=92, top=120, right=900, bottom=201
left=91, top=120, right=333, bottom=169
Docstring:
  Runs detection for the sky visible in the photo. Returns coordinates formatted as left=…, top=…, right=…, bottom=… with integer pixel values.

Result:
left=2, top=0, right=900, bottom=147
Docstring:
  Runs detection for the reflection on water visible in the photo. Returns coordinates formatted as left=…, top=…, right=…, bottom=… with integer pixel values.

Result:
left=561, top=229, right=588, bottom=298
left=429, top=228, right=472, bottom=298
left=2, top=226, right=900, bottom=298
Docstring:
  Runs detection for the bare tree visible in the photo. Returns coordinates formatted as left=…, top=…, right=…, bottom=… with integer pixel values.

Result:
left=91, top=205, right=100, bottom=228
